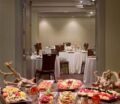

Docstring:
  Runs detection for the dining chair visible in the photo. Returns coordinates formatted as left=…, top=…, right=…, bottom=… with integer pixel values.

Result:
left=60, top=60, right=69, bottom=74
left=35, top=54, right=56, bottom=82
left=55, top=45, right=60, bottom=55
left=88, top=49, right=95, bottom=56
left=59, top=45, right=64, bottom=51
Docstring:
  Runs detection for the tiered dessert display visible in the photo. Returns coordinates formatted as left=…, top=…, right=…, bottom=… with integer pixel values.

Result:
left=57, top=79, right=82, bottom=91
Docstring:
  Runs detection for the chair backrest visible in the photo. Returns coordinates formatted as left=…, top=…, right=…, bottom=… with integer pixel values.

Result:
left=88, top=49, right=94, bottom=56
left=60, top=45, right=64, bottom=51
left=55, top=45, right=60, bottom=55
left=42, top=54, right=56, bottom=71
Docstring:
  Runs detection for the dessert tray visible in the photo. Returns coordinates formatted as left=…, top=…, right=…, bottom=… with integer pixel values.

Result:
left=57, top=79, right=82, bottom=91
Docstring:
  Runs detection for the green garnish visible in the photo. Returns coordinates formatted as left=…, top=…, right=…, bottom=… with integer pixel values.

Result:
left=45, top=88, right=51, bottom=95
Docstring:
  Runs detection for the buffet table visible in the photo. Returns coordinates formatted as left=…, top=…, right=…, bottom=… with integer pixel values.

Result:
left=33, top=81, right=120, bottom=104
left=0, top=79, right=120, bottom=104
left=26, top=55, right=60, bottom=79
left=59, top=51, right=87, bottom=74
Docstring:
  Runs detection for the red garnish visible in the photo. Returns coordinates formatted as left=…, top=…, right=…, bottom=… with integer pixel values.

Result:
left=40, top=96, right=50, bottom=103
left=15, top=92, right=20, bottom=96
left=30, top=86, right=38, bottom=95
left=92, top=94, right=100, bottom=103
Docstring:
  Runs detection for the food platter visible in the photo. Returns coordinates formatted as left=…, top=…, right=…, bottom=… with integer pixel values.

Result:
left=0, top=86, right=32, bottom=104
left=58, top=91, right=77, bottom=104
left=57, top=79, right=82, bottom=91
left=1, top=79, right=120, bottom=104
left=38, top=80, right=54, bottom=91
left=39, top=89, right=58, bottom=104
left=78, top=87, right=120, bottom=102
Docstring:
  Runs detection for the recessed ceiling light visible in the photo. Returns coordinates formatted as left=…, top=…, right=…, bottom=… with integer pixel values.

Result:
left=89, top=11, right=94, bottom=15
left=80, top=0, right=83, bottom=4
left=76, top=4, right=84, bottom=8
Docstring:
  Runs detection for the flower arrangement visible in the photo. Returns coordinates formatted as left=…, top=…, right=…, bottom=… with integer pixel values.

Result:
left=34, top=43, right=41, bottom=55
left=83, top=43, right=89, bottom=50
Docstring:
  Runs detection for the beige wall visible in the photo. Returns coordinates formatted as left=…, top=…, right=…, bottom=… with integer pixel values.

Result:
left=0, top=0, right=16, bottom=69
left=105, top=0, right=120, bottom=71
left=33, top=17, right=95, bottom=49
left=0, top=0, right=16, bottom=84
left=31, top=12, right=39, bottom=48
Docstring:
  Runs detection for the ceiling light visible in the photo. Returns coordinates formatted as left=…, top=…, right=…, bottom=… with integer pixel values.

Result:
left=76, top=4, right=84, bottom=8
left=89, top=11, right=94, bottom=15
left=80, top=0, right=83, bottom=4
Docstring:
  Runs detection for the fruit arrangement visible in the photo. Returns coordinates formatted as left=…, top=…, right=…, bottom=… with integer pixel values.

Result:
left=2, top=86, right=27, bottom=103
left=78, top=87, right=120, bottom=101
left=57, top=79, right=82, bottom=90
left=38, top=80, right=54, bottom=91
left=39, top=89, right=56, bottom=104
left=58, top=91, right=77, bottom=104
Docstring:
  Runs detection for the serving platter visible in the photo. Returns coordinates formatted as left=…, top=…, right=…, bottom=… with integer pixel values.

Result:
left=37, top=80, right=54, bottom=91
left=39, top=90, right=58, bottom=104
left=58, top=91, right=77, bottom=104
left=57, top=79, right=82, bottom=91
left=77, top=87, right=120, bottom=102
left=0, top=86, right=32, bottom=104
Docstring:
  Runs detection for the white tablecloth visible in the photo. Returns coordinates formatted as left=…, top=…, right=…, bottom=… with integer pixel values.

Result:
left=59, top=51, right=87, bottom=74
left=83, top=56, right=96, bottom=84
left=26, top=55, right=60, bottom=79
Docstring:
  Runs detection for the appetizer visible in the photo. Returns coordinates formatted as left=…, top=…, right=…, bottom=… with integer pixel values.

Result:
left=2, top=86, right=27, bottom=103
left=57, top=79, right=82, bottom=90
left=38, top=80, right=54, bottom=91
left=58, top=91, right=77, bottom=104
left=39, top=89, right=56, bottom=104
left=78, top=87, right=120, bottom=101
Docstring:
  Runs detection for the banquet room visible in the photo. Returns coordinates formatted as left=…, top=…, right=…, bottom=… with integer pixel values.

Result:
left=0, top=0, right=120, bottom=104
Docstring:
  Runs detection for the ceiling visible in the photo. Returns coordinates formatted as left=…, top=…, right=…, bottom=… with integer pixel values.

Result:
left=31, top=0, right=96, bottom=17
